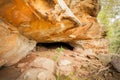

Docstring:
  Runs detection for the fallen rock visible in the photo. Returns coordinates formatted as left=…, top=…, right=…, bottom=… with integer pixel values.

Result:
left=16, top=68, right=56, bottom=80
left=0, top=20, right=36, bottom=67
left=97, top=54, right=111, bottom=66
left=57, top=59, right=74, bottom=76
left=111, top=55, right=120, bottom=72
left=58, top=59, right=72, bottom=66
left=30, top=57, right=55, bottom=73
left=37, top=70, right=56, bottom=80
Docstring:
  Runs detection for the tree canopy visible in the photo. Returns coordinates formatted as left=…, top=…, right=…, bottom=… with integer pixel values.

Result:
left=98, top=0, right=120, bottom=53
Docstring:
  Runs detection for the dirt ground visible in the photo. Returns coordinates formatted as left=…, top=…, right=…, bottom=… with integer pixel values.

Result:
left=0, top=39, right=120, bottom=80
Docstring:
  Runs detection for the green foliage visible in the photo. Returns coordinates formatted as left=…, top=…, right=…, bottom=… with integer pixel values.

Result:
left=53, top=47, right=64, bottom=61
left=108, top=20, right=120, bottom=53
left=98, top=0, right=120, bottom=53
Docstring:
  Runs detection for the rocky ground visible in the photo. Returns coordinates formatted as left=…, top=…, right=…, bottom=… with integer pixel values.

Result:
left=0, top=39, right=120, bottom=80
left=0, top=0, right=119, bottom=80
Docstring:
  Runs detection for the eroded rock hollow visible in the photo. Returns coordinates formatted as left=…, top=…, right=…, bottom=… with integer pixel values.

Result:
left=0, top=0, right=103, bottom=67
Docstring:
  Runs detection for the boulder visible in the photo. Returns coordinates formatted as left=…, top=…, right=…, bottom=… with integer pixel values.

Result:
left=30, top=57, right=55, bottom=73
left=16, top=57, right=56, bottom=80
left=0, top=20, right=36, bottom=67
left=16, top=68, right=56, bottom=80
left=0, top=0, right=103, bottom=42
left=57, top=59, right=74, bottom=76
left=111, top=55, right=120, bottom=72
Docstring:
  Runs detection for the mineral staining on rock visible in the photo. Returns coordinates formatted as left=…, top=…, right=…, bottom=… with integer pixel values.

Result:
left=0, top=19, right=36, bottom=67
left=0, top=0, right=104, bottom=71
left=0, top=0, right=103, bottom=42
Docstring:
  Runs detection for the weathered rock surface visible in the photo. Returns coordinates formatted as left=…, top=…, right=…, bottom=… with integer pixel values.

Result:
left=0, top=0, right=105, bottom=78
left=0, top=0, right=103, bottom=42
left=16, top=68, right=56, bottom=80
left=16, top=57, right=56, bottom=80
left=97, top=54, right=111, bottom=66
left=111, top=55, right=120, bottom=72
left=30, top=57, right=55, bottom=73
left=70, top=39, right=108, bottom=54
left=0, top=0, right=109, bottom=80
left=0, top=46, right=107, bottom=80
left=0, top=20, right=36, bottom=67
left=56, top=59, right=74, bottom=76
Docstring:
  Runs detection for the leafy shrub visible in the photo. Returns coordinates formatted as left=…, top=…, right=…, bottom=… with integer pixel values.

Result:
left=98, top=0, right=120, bottom=53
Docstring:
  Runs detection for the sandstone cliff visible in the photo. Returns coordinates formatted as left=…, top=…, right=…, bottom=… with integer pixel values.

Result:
left=0, top=0, right=103, bottom=67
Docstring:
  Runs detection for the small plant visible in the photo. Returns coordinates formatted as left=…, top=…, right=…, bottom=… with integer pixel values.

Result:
left=53, top=46, right=64, bottom=61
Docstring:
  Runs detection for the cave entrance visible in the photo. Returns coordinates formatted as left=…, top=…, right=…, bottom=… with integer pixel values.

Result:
left=36, top=42, right=74, bottom=50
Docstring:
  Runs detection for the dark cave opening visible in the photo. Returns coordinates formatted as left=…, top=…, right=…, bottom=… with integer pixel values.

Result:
left=36, top=42, right=74, bottom=50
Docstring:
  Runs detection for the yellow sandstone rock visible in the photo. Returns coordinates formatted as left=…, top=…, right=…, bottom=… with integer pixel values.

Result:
left=0, top=19, right=36, bottom=66
left=0, top=0, right=103, bottom=43
left=0, top=0, right=103, bottom=67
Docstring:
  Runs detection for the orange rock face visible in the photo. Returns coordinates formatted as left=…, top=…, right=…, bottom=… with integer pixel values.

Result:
left=0, top=0, right=103, bottom=43
left=0, top=19, right=36, bottom=66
